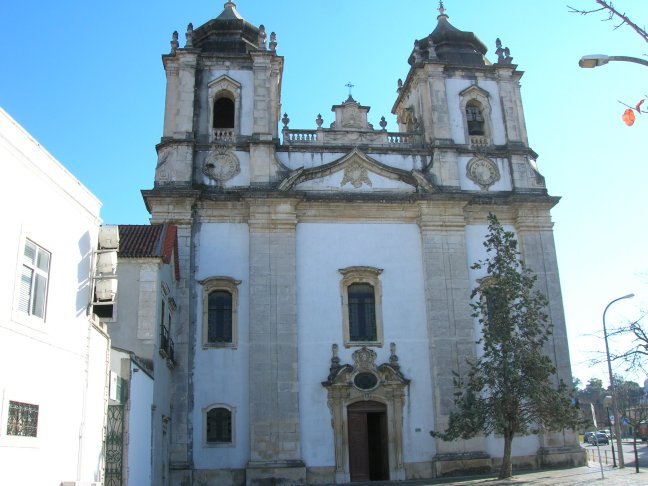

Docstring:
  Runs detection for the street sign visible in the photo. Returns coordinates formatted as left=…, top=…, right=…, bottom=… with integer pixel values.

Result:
left=610, top=415, right=615, bottom=425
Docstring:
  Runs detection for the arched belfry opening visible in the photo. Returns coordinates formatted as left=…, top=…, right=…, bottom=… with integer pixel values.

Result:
left=213, top=96, right=235, bottom=129
left=322, top=344, right=409, bottom=483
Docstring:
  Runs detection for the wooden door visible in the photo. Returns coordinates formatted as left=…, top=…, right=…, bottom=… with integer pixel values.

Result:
left=348, top=401, right=389, bottom=482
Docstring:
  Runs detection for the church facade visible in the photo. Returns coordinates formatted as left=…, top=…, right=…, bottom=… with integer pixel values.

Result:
left=143, top=2, right=583, bottom=484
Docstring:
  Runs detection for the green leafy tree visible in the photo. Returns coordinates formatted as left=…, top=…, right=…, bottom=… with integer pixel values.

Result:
left=431, top=214, right=579, bottom=479
left=577, top=378, right=607, bottom=431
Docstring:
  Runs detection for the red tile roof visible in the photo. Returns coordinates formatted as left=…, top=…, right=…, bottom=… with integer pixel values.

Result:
left=117, top=225, right=180, bottom=280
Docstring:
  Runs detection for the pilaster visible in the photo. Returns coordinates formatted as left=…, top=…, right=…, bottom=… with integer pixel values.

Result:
left=496, top=67, right=525, bottom=145
left=425, top=64, right=453, bottom=143
left=514, top=204, right=580, bottom=450
left=417, top=201, right=488, bottom=470
left=145, top=194, right=197, bottom=480
left=246, top=197, right=305, bottom=485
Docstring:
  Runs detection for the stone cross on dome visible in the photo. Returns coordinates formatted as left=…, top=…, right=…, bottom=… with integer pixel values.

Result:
left=438, top=1, right=446, bottom=16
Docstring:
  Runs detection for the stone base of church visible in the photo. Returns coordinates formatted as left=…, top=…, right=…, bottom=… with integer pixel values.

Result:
left=192, top=468, right=246, bottom=485
left=537, top=446, right=587, bottom=468
left=246, top=460, right=307, bottom=486
left=433, top=451, right=492, bottom=477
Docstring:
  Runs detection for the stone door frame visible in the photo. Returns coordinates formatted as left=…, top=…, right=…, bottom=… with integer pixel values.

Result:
left=323, top=345, right=409, bottom=483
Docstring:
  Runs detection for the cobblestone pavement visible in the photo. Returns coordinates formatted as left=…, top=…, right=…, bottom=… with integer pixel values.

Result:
left=331, top=463, right=646, bottom=485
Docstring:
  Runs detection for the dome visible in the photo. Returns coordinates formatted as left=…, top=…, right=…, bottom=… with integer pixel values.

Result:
left=191, top=1, right=260, bottom=54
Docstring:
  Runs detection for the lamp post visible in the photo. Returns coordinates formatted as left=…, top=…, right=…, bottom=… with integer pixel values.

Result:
left=579, top=54, right=648, bottom=68
left=604, top=395, right=616, bottom=467
left=603, top=293, right=635, bottom=469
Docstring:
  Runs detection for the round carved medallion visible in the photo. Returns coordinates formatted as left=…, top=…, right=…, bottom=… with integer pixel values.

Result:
left=466, top=157, right=500, bottom=190
left=203, top=146, right=240, bottom=183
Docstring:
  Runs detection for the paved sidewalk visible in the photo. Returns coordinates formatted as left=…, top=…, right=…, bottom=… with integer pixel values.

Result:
left=333, top=463, right=645, bottom=485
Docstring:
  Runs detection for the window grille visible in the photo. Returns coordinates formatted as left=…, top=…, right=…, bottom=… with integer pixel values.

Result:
left=6, top=400, right=39, bottom=437
left=206, top=407, right=232, bottom=443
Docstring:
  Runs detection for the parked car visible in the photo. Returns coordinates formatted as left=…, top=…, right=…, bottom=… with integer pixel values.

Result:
left=588, top=432, right=609, bottom=445
left=583, top=431, right=595, bottom=443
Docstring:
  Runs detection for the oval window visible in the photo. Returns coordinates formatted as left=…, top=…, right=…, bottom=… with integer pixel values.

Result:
left=353, top=372, right=378, bottom=391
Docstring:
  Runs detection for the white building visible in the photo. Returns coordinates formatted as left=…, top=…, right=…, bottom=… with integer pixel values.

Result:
left=103, top=224, right=179, bottom=486
left=141, top=3, right=583, bottom=484
left=0, top=107, right=110, bottom=486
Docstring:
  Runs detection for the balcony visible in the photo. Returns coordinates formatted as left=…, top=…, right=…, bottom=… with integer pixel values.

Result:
left=159, top=325, right=175, bottom=368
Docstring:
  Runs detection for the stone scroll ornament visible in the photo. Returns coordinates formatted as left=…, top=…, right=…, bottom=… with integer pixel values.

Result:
left=466, top=157, right=500, bottom=190
left=203, top=145, right=240, bottom=184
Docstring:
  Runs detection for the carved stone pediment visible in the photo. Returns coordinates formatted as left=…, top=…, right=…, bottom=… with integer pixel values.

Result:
left=277, top=148, right=437, bottom=193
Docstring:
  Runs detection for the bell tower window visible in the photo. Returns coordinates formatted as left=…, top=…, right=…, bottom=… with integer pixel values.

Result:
left=466, top=102, right=485, bottom=136
left=213, top=97, right=235, bottom=129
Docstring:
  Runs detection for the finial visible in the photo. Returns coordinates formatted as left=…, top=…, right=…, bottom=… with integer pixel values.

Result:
left=281, top=113, right=290, bottom=128
left=258, top=24, right=267, bottom=50
left=170, top=31, right=179, bottom=53
left=315, top=114, right=323, bottom=128
left=269, top=32, right=277, bottom=52
left=438, top=1, right=446, bottom=15
left=379, top=116, right=387, bottom=131
left=185, top=23, right=194, bottom=48
left=224, top=1, right=236, bottom=8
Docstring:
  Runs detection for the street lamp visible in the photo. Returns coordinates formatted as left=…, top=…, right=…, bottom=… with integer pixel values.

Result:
left=579, top=54, right=648, bottom=68
left=604, top=395, right=616, bottom=467
left=603, top=293, right=635, bottom=469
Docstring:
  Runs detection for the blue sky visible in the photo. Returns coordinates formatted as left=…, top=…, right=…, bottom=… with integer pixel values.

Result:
left=2, top=1, right=647, bottom=386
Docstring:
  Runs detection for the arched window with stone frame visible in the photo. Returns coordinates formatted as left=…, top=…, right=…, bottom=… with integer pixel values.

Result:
left=459, top=85, right=492, bottom=147
left=339, top=266, right=384, bottom=348
left=208, top=75, right=242, bottom=142
left=203, top=404, right=235, bottom=447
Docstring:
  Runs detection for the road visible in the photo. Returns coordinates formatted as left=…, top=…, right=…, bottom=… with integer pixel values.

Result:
left=582, top=439, right=648, bottom=469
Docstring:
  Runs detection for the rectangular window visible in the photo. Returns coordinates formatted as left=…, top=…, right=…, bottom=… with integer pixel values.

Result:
left=208, top=291, right=233, bottom=343
left=348, top=283, right=377, bottom=341
left=6, top=401, right=39, bottom=437
left=19, top=240, right=50, bottom=319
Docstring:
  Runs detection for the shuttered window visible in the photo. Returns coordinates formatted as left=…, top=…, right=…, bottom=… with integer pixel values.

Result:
left=19, top=240, right=50, bottom=319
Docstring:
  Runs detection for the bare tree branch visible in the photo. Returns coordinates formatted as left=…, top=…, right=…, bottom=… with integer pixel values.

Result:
left=568, top=0, right=648, bottom=43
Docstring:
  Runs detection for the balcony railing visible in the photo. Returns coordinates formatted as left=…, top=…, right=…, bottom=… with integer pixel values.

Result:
left=213, top=129, right=235, bottom=142
left=282, top=128, right=423, bottom=148
left=159, top=325, right=175, bottom=366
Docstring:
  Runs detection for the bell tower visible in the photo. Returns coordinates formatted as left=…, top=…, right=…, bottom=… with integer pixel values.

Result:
left=155, top=0, right=284, bottom=188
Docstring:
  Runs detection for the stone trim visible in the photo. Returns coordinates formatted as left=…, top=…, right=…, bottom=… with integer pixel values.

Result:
left=323, top=345, right=409, bottom=482
left=459, top=85, right=493, bottom=147
left=208, top=75, right=242, bottom=142
left=339, top=267, right=384, bottom=348
left=199, top=276, right=241, bottom=349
